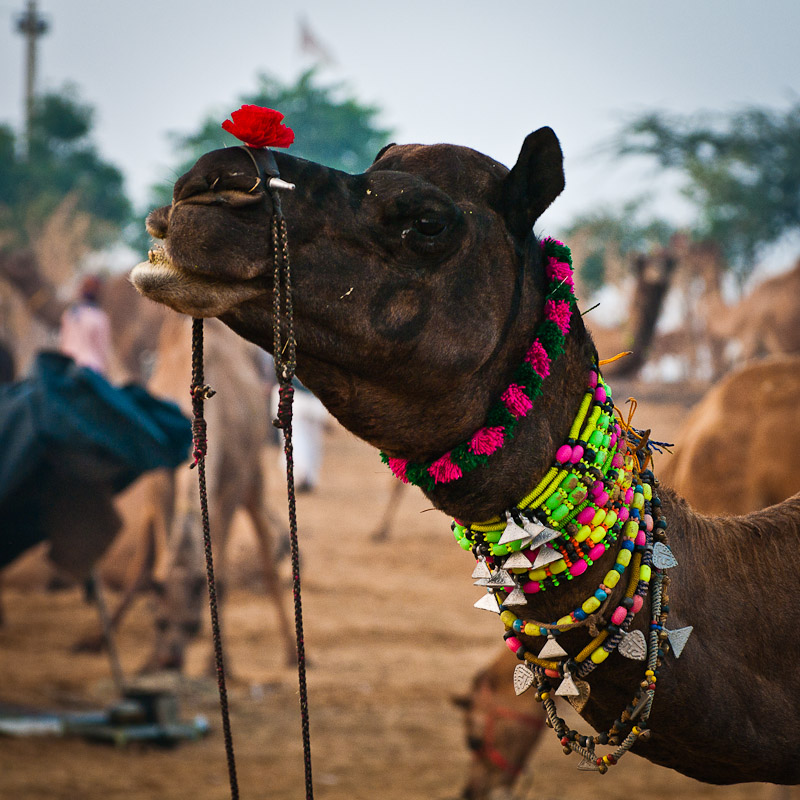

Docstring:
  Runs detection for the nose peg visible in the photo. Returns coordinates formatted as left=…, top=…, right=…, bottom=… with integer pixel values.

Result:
left=268, top=177, right=295, bottom=192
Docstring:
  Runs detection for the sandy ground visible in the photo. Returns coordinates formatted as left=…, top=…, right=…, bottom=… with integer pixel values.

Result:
left=1, top=381, right=796, bottom=800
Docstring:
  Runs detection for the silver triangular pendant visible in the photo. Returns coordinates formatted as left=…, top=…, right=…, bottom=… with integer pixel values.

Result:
left=503, top=586, right=528, bottom=607
left=618, top=629, right=647, bottom=660
left=555, top=671, right=580, bottom=697
left=513, top=663, right=536, bottom=696
left=503, top=550, right=532, bottom=570
left=471, top=559, right=492, bottom=579
left=538, top=636, right=568, bottom=659
left=486, top=568, right=515, bottom=587
left=653, top=541, right=679, bottom=569
left=531, top=544, right=562, bottom=569
left=529, top=525, right=561, bottom=549
left=666, top=625, right=693, bottom=658
left=473, top=592, right=501, bottom=613
left=522, top=519, right=547, bottom=538
left=473, top=578, right=490, bottom=586
left=498, top=512, right=533, bottom=545
left=577, top=757, right=600, bottom=771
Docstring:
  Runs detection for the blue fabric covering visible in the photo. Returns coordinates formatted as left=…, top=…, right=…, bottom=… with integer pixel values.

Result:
left=0, top=351, right=192, bottom=568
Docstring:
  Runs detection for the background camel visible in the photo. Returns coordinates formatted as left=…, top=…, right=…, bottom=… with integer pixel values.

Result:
left=617, top=238, right=800, bottom=383
left=136, top=313, right=296, bottom=672
left=657, top=354, right=800, bottom=515
left=452, top=646, right=546, bottom=800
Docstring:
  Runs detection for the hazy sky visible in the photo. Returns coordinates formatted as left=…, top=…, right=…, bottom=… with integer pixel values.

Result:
left=1, top=0, right=799, bottom=236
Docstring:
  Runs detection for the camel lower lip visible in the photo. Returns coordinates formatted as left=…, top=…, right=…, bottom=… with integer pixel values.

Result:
left=130, top=258, right=267, bottom=318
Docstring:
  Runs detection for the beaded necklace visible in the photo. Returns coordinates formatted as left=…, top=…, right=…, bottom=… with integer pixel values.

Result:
left=453, top=371, right=691, bottom=772
left=380, top=238, right=578, bottom=493
left=378, top=232, right=690, bottom=772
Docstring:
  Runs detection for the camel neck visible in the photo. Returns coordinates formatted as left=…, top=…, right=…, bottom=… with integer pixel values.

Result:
left=380, top=238, right=578, bottom=493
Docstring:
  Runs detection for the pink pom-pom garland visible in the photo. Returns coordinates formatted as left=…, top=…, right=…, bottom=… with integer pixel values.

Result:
left=468, top=426, right=506, bottom=456
left=502, top=384, right=534, bottom=419
left=380, top=238, right=577, bottom=490
left=428, top=453, right=463, bottom=483
left=544, top=299, right=572, bottom=336
left=525, top=340, right=551, bottom=379
left=387, top=457, right=410, bottom=483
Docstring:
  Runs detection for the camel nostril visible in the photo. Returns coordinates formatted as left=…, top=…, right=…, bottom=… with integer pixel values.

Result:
left=146, top=206, right=171, bottom=239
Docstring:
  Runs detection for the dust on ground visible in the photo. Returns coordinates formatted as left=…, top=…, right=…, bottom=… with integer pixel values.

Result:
left=0, top=382, right=793, bottom=800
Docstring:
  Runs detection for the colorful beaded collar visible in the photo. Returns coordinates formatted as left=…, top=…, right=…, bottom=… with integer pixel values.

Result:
left=453, top=372, right=692, bottom=773
left=380, top=237, right=577, bottom=492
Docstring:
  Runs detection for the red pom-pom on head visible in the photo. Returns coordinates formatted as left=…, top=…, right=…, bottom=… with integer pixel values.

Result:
left=221, top=105, right=294, bottom=148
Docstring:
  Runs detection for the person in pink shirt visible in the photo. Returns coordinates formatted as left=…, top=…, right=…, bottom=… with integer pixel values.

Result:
left=58, top=275, right=112, bottom=375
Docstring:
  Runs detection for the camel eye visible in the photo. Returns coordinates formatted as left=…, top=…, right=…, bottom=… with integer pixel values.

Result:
left=412, top=217, right=446, bottom=237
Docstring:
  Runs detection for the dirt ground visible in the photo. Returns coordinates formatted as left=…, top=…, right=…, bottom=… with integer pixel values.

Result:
left=1, top=381, right=795, bottom=800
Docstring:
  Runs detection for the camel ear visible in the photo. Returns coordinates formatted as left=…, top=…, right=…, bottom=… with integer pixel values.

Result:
left=499, top=127, right=565, bottom=239
left=451, top=693, right=472, bottom=711
left=372, top=143, right=397, bottom=163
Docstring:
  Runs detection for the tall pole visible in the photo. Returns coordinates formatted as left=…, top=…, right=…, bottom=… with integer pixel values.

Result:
left=15, top=0, right=49, bottom=159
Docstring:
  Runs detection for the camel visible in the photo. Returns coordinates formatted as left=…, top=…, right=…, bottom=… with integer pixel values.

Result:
left=657, top=354, right=800, bottom=515
left=86, top=313, right=297, bottom=673
left=452, top=647, right=546, bottom=800
left=619, top=238, right=800, bottom=383
left=131, top=129, right=800, bottom=783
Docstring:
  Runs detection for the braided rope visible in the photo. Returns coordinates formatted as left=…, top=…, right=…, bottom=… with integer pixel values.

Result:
left=190, top=317, right=239, bottom=799
left=270, top=190, right=314, bottom=800
left=188, top=181, right=312, bottom=799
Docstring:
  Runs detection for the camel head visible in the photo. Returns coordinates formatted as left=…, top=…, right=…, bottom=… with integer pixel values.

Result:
left=132, top=130, right=576, bottom=515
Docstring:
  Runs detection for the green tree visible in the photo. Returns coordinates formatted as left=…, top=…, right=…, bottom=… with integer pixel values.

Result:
left=612, top=103, right=800, bottom=283
left=0, top=84, right=131, bottom=250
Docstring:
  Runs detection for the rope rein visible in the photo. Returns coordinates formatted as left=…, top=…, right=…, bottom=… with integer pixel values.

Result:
left=269, top=190, right=315, bottom=800
left=190, top=318, right=239, bottom=799
left=189, top=180, right=313, bottom=800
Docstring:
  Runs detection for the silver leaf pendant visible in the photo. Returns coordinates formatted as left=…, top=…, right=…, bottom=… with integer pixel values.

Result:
left=618, top=629, right=647, bottom=660
left=566, top=679, right=591, bottom=713
left=666, top=625, right=693, bottom=658
left=653, top=541, right=679, bottom=569
left=513, top=663, right=536, bottom=695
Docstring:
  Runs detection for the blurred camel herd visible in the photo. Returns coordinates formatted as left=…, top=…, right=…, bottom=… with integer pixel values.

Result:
left=1, top=197, right=799, bottom=796
left=0, top=226, right=295, bottom=674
